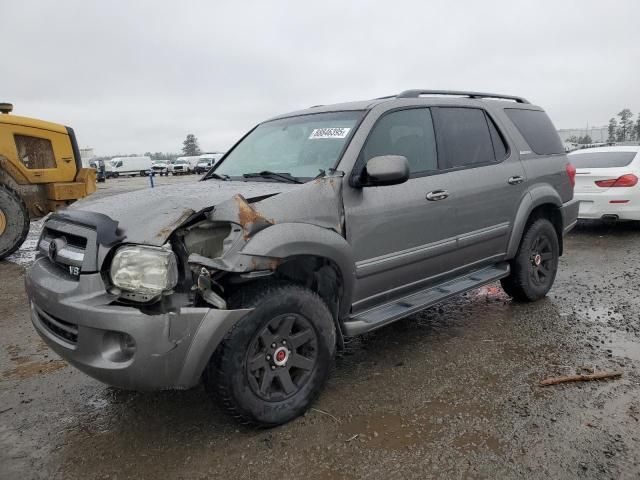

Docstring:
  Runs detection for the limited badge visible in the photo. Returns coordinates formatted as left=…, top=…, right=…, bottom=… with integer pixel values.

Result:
left=309, top=127, right=351, bottom=139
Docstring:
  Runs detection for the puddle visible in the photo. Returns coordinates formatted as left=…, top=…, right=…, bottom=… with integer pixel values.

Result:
left=340, top=413, right=430, bottom=449
left=608, top=332, right=640, bottom=362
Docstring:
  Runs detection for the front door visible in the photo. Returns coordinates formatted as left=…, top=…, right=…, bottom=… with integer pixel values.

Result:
left=343, top=107, right=459, bottom=313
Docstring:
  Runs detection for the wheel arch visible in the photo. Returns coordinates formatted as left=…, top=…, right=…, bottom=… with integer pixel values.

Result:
left=242, top=223, right=356, bottom=340
left=507, top=186, right=564, bottom=258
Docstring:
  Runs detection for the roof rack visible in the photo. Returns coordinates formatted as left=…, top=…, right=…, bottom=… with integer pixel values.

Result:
left=395, top=90, right=530, bottom=104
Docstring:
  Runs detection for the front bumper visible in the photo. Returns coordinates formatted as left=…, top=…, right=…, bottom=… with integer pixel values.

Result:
left=25, top=257, right=250, bottom=390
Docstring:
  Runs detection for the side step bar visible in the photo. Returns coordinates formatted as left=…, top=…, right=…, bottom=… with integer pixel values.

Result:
left=343, top=262, right=510, bottom=336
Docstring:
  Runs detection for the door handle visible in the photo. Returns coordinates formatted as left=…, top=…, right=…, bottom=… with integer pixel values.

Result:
left=508, top=176, right=524, bottom=185
left=426, top=190, right=449, bottom=201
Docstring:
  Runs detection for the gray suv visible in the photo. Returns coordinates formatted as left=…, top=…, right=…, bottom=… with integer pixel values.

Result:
left=26, top=90, right=579, bottom=426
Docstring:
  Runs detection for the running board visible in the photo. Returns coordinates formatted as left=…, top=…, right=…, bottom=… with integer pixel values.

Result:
left=343, top=262, right=510, bottom=336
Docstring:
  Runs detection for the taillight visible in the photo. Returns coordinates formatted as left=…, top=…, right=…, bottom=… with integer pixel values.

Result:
left=595, top=174, right=638, bottom=188
left=566, top=163, right=576, bottom=188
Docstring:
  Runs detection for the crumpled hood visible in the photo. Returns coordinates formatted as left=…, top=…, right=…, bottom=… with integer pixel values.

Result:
left=70, top=180, right=300, bottom=245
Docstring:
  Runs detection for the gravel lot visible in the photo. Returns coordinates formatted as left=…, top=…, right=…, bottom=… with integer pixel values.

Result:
left=1, top=175, right=639, bottom=479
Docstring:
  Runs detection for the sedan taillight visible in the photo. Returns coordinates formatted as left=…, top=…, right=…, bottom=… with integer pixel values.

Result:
left=566, top=163, right=576, bottom=188
left=595, top=174, right=638, bottom=188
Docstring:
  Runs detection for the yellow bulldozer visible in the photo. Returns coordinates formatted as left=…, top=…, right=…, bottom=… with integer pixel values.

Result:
left=0, top=103, right=96, bottom=259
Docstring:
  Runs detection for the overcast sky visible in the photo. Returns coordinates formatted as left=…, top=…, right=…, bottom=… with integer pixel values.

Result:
left=3, top=0, right=639, bottom=156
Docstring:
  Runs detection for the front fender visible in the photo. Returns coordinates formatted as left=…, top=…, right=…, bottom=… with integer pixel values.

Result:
left=506, top=185, right=562, bottom=258
left=242, top=223, right=356, bottom=318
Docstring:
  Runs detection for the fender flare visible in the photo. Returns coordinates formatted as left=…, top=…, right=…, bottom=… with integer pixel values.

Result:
left=242, top=222, right=356, bottom=319
left=507, top=185, right=562, bottom=258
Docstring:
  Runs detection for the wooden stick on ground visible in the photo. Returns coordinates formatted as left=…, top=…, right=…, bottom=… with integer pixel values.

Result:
left=539, top=371, right=622, bottom=387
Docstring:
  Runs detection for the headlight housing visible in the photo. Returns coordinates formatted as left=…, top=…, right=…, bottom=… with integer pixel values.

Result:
left=110, top=245, right=178, bottom=302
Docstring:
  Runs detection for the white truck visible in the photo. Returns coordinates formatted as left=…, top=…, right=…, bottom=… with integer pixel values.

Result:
left=110, top=156, right=154, bottom=177
left=174, top=156, right=200, bottom=174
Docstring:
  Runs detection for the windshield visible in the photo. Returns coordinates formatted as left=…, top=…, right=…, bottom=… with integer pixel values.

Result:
left=570, top=151, right=637, bottom=169
left=214, top=111, right=364, bottom=180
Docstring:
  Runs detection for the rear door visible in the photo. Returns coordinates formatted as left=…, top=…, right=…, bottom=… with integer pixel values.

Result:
left=431, top=106, right=527, bottom=268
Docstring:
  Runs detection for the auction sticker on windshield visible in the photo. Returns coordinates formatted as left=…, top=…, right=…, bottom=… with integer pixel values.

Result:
left=309, top=127, right=351, bottom=139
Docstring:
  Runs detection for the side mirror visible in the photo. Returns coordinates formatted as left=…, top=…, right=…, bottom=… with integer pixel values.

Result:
left=361, top=155, right=410, bottom=187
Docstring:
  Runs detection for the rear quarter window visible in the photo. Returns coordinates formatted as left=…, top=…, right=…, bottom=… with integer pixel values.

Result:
left=504, top=109, right=564, bottom=155
left=569, top=152, right=637, bottom=169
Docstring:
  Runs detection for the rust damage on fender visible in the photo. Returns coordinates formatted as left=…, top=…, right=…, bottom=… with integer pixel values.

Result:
left=234, top=194, right=275, bottom=239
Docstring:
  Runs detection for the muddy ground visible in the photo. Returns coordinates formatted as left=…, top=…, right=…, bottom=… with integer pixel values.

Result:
left=1, top=176, right=639, bottom=479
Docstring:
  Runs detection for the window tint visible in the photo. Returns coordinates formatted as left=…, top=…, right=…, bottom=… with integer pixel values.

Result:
left=14, top=135, right=56, bottom=169
left=434, top=108, right=495, bottom=169
left=487, top=115, right=508, bottom=160
left=362, top=108, right=437, bottom=174
left=569, top=151, right=637, bottom=168
left=504, top=109, right=564, bottom=155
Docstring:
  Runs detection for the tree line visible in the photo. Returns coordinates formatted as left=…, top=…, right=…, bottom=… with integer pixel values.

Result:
left=608, top=109, right=640, bottom=143
left=95, top=134, right=206, bottom=161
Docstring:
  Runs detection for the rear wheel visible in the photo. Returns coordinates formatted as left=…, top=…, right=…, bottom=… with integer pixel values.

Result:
left=204, top=282, right=336, bottom=426
left=501, top=218, right=559, bottom=302
left=0, top=184, right=30, bottom=260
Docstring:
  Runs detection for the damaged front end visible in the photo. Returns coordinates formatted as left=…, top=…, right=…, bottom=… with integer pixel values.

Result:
left=25, top=175, right=348, bottom=391
left=175, top=175, right=345, bottom=312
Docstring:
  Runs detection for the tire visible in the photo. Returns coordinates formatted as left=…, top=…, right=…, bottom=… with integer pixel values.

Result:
left=204, top=282, right=336, bottom=427
left=501, top=218, right=559, bottom=302
left=0, top=184, right=30, bottom=260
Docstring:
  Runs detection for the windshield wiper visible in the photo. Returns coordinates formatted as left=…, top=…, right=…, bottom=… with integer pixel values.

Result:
left=242, top=171, right=303, bottom=184
left=203, top=172, right=230, bottom=181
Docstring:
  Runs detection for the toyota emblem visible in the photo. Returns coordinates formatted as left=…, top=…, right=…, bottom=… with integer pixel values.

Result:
left=48, top=238, right=66, bottom=262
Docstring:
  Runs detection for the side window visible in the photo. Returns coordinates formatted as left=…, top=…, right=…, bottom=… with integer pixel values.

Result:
left=362, top=108, right=437, bottom=175
left=486, top=113, right=508, bottom=160
left=14, top=135, right=56, bottom=169
left=504, top=108, right=564, bottom=155
left=434, top=107, right=496, bottom=169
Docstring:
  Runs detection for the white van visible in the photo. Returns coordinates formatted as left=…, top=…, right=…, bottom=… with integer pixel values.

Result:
left=195, top=152, right=225, bottom=174
left=110, top=156, right=153, bottom=177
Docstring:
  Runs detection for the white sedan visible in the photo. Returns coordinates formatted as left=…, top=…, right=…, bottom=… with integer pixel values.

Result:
left=569, top=146, right=640, bottom=221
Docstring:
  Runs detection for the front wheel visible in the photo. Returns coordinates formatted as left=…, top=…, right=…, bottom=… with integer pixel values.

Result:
left=204, top=282, right=336, bottom=426
left=0, top=184, right=30, bottom=260
left=501, top=218, right=559, bottom=302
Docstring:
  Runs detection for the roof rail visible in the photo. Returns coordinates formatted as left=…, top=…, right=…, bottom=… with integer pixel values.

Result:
left=396, top=90, right=530, bottom=104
